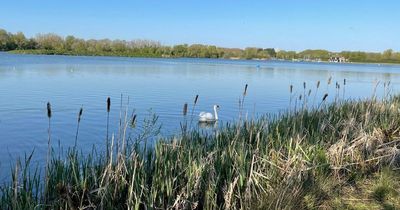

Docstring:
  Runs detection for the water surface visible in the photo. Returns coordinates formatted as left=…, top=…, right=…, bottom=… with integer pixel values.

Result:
left=1, top=52, right=400, bottom=178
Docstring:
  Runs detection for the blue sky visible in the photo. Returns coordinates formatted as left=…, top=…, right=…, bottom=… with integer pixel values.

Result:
left=1, top=0, right=399, bottom=52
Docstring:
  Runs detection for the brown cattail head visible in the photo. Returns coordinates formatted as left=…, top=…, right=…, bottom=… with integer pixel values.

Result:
left=290, top=85, right=293, bottom=93
left=343, top=78, right=346, bottom=86
left=322, top=93, right=328, bottom=101
left=47, top=102, right=52, bottom=119
left=183, top=103, right=188, bottom=116
left=317, top=80, right=320, bottom=88
left=308, top=89, right=312, bottom=96
left=130, top=114, right=137, bottom=128
left=336, top=82, right=339, bottom=89
left=243, top=84, right=248, bottom=96
left=303, top=82, right=306, bottom=89
left=328, top=76, right=332, bottom=85
left=299, top=94, right=302, bottom=100
left=78, top=107, right=83, bottom=123
left=107, top=97, right=111, bottom=113
left=194, top=95, right=199, bottom=105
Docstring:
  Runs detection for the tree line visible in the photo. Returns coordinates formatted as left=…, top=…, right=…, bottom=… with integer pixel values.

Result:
left=1, top=28, right=400, bottom=63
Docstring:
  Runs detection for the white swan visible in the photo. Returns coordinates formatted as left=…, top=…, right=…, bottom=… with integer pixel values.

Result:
left=199, top=105, right=219, bottom=122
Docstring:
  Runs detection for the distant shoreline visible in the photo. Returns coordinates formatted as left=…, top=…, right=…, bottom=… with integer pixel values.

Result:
left=7, top=50, right=400, bottom=66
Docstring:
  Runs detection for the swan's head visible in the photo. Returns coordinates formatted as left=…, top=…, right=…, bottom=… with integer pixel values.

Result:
left=214, top=105, right=220, bottom=110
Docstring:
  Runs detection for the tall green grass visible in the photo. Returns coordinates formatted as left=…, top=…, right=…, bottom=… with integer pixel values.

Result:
left=1, top=83, right=400, bottom=209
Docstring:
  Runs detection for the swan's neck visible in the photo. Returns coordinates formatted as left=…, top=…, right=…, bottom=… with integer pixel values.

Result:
left=214, top=107, right=218, bottom=120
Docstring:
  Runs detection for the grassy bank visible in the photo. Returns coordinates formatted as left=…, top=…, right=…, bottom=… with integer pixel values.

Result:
left=9, top=49, right=165, bottom=58
left=1, top=94, right=400, bottom=209
left=9, top=49, right=400, bottom=66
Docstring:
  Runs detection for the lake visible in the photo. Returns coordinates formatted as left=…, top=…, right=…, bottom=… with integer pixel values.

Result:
left=1, top=52, right=400, bottom=178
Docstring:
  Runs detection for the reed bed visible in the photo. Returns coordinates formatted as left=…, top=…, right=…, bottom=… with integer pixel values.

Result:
left=1, top=85, right=400, bottom=209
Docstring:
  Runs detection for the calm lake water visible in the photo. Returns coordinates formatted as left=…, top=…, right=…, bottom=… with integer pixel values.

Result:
left=1, top=52, right=400, bottom=178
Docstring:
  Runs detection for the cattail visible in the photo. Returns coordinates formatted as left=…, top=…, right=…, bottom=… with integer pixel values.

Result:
left=183, top=103, right=188, bottom=116
left=47, top=102, right=52, bottom=118
left=75, top=107, right=83, bottom=147
left=189, top=94, right=199, bottom=129
left=343, top=78, right=346, bottom=86
left=78, top=107, right=83, bottom=123
left=328, top=76, right=332, bottom=85
left=243, top=84, right=248, bottom=96
left=303, top=82, right=306, bottom=89
left=336, top=82, right=339, bottom=89
left=317, top=81, right=320, bottom=88
left=308, top=89, right=312, bottom=96
left=388, top=81, right=391, bottom=86
left=322, top=93, right=328, bottom=101
left=290, top=85, right=293, bottom=93
left=45, top=101, right=52, bottom=195
left=130, top=114, right=137, bottom=127
left=106, top=97, right=111, bottom=159
left=107, top=97, right=111, bottom=113
left=299, top=94, right=302, bottom=100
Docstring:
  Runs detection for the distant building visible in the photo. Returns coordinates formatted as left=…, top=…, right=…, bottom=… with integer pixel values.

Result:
left=329, top=56, right=347, bottom=63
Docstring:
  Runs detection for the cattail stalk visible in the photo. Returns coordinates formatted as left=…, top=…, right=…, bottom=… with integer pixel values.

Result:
left=74, top=107, right=83, bottom=148
left=189, top=95, right=199, bottom=130
left=319, top=93, right=329, bottom=109
left=322, top=93, right=328, bottom=101
left=45, top=102, right=52, bottom=201
left=335, top=82, right=339, bottom=102
left=305, top=89, right=311, bottom=109
left=130, top=114, right=137, bottom=128
left=343, top=78, right=346, bottom=99
left=239, top=84, right=248, bottom=120
left=327, top=76, right=332, bottom=94
left=106, top=97, right=111, bottom=159
left=303, top=82, right=306, bottom=108
left=312, top=80, right=320, bottom=107
left=182, top=103, right=188, bottom=135
left=289, top=84, right=293, bottom=112
left=183, top=103, right=188, bottom=116
left=46, top=102, right=51, bottom=154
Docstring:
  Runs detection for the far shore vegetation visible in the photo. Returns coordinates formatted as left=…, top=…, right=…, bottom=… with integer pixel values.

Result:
left=1, top=28, right=400, bottom=63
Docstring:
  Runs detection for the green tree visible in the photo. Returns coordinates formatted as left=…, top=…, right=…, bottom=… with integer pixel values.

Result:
left=65, top=35, right=76, bottom=51
left=264, top=48, right=276, bottom=57
left=70, top=38, right=87, bottom=54
left=172, top=44, right=188, bottom=57
left=299, top=49, right=330, bottom=60
left=12, top=32, right=28, bottom=50
left=35, top=33, right=64, bottom=51
left=383, top=49, right=393, bottom=60
left=0, top=29, right=16, bottom=50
